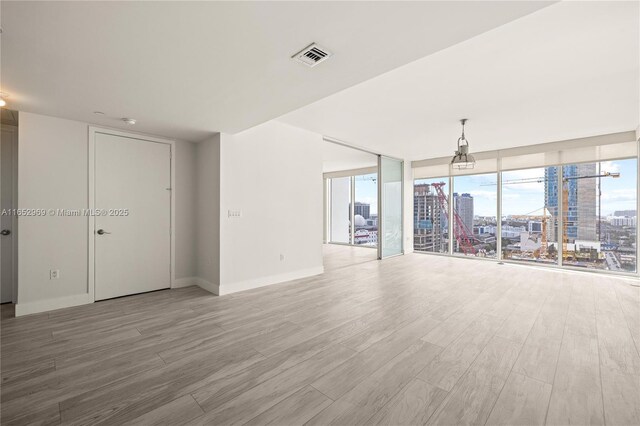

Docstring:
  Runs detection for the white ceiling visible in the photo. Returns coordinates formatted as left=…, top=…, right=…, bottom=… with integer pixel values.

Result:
left=279, top=1, right=640, bottom=161
left=1, top=1, right=552, bottom=142
left=322, top=140, right=378, bottom=173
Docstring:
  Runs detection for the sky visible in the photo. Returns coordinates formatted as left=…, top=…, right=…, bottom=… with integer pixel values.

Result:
left=354, top=173, right=378, bottom=215
left=415, top=158, right=637, bottom=217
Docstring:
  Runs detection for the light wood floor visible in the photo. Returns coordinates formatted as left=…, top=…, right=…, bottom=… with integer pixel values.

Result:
left=323, top=243, right=378, bottom=271
left=1, top=250, right=639, bottom=425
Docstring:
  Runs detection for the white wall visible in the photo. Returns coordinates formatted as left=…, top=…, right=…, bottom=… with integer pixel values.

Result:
left=16, top=112, right=197, bottom=315
left=194, top=134, right=220, bottom=292
left=174, top=139, right=198, bottom=280
left=18, top=113, right=90, bottom=311
left=218, top=121, right=324, bottom=294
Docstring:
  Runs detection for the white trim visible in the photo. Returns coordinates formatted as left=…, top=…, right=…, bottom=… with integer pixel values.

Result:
left=15, top=293, right=92, bottom=317
left=218, top=266, right=324, bottom=295
left=173, top=277, right=198, bottom=288
left=194, top=277, right=219, bottom=295
left=323, top=166, right=378, bottom=179
left=87, top=126, right=176, bottom=303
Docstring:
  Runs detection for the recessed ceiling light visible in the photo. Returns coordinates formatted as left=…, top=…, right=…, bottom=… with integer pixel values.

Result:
left=122, top=118, right=137, bottom=125
left=94, top=111, right=105, bottom=115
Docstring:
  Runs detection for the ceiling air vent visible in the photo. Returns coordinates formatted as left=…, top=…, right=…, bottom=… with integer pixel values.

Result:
left=292, top=43, right=332, bottom=67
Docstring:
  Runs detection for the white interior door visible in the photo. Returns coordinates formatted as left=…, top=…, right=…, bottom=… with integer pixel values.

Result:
left=1, top=126, right=18, bottom=303
left=94, top=133, right=171, bottom=301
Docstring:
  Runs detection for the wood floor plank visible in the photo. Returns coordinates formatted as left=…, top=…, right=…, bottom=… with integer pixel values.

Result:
left=545, top=331, right=604, bottom=426
left=511, top=291, right=569, bottom=384
left=188, top=344, right=356, bottom=425
left=311, top=315, right=440, bottom=400
left=427, top=336, right=521, bottom=425
left=417, top=314, right=504, bottom=391
left=125, top=394, right=205, bottom=426
left=58, top=344, right=266, bottom=425
left=243, top=385, right=332, bottom=426
left=366, top=378, right=448, bottom=426
left=600, top=366, right=640, bottom=426
left=485, top=372, right=552, bottom=426
left=308, top=341, right=442, bottom=425
left=594, top=283, right=640, bottom=375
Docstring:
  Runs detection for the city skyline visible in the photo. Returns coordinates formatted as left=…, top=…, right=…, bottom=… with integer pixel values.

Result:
left=440, top=159, right=637, bottom=217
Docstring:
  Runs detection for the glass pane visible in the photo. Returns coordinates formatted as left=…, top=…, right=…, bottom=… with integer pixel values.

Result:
left=380, top=157, right=403, bottom=258
left=353, top=173, right=378, bottom=247
left=413, top=178, right=449, bottom=253
left=330, top=176, right=351, bottom=244
left=452, top=173, right=498, bottom=258
left=562, top=159, right=636, bottom=272
left=501, top=167, right=558, bottom=264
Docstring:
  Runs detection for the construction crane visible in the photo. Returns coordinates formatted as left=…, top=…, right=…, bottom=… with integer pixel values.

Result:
left=496, top=171, right=620, bottom=260
left=430, top=182, right=477, bottom=255
left=506, top=208, right=551, bottom=258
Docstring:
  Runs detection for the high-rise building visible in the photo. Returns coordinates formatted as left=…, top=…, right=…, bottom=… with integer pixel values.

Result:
left=544, top=164, right=597, bottom=241
left=351, top=202, right=370, bottom=219
left=453, top=193, right=474, bottom=234
left=413, top=184, right=447, bottom=252
left=614, top=210, right=637, bottom=217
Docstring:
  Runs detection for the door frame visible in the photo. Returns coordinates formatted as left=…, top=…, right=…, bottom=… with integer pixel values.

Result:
left=87, top=126, right=176, bottom=303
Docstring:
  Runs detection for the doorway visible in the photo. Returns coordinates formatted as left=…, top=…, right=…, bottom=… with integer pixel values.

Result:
left=321, top=139, right=379, bottom=270
left=90, top=129, right=174, bottom=301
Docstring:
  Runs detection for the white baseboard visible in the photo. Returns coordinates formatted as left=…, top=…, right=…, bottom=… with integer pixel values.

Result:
left=13, top=267, right=324, bottom=316
left=15, top=293, right=92, bottom=317
left=194, top=277, right=220, bottom=295
left=219, top=266, right=324, bottom=295
left=173, top=277, right=198, bottom=288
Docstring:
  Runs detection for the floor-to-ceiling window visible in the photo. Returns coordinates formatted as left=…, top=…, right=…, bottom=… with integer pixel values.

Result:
left=452, top=173, right=498, bottom=258
left=413, top=178, right=449, bottom=254
left=561, top=158, right=637, bottom=272
left=411, top=135, right=638, bottom=277
left=328, top=172, right=378, bottom=248
left=501, top=167, right=559, bottom=264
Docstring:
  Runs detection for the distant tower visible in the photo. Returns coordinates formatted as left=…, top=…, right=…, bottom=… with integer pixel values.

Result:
left=413, top=183, right=447, bottom=252
left=353, top=202, right=371, bottom=220
left=545, top=164, right=597, bottom=242
left=454, top=193, right=474, bottom=234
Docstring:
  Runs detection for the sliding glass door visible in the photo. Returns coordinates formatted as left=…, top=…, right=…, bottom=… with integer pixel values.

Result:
left=379, top=156, right=404, bottom=258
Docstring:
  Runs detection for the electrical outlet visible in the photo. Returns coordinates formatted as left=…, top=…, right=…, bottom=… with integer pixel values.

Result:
left=50, top=269, right=60, bottom=280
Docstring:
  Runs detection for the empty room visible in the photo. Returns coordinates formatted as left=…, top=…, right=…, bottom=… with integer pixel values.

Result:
left=1, top=1, right=638, bottom=425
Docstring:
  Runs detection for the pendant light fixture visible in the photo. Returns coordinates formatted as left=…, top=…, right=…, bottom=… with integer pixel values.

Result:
left=450, top=118, right=476, bottom=170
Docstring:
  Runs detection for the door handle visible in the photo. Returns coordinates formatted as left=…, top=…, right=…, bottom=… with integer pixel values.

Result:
left=0, top=229, right=10, bottom=236
left=96, top=229, right=111, bottom=235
